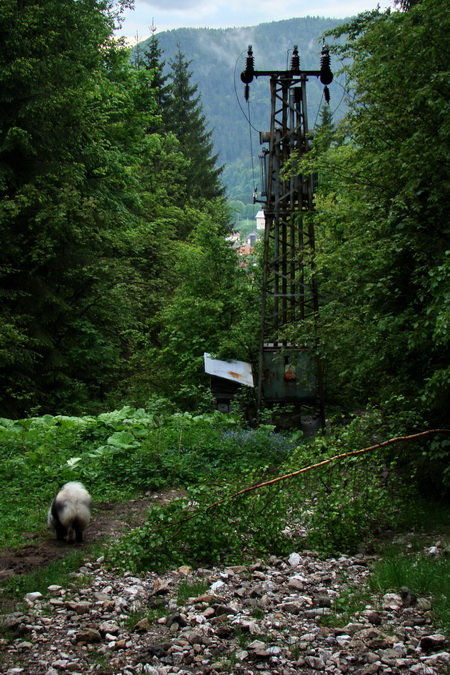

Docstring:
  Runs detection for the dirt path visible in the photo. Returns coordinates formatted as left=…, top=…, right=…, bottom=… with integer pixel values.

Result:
left=0, top=489, right=183, bottom=580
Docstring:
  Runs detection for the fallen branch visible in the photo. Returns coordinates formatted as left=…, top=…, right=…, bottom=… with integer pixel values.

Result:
left=206, top=428, right=450, bottom=511
left=125, top=428, right=450, bottom=548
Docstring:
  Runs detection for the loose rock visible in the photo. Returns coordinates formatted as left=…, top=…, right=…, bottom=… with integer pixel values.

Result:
left=1, top=548, right=448, bottom=674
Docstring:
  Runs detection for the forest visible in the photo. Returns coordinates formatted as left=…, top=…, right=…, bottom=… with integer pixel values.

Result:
left=0, top=0, right=449, bottom=587
left=133, top=15, right=348, bottom=204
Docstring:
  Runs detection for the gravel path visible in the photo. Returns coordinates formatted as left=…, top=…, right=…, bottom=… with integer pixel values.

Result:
left=1, top=544, right=448, bottom=674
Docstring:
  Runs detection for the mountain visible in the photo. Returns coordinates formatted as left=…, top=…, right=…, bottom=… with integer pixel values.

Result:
left=135, top=17, right=347, bottom=204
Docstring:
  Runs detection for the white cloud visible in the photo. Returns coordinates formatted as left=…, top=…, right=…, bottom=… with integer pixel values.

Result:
left=117, top=0, right=393, bottom=42
left=138, top=0, right=209, bottom=9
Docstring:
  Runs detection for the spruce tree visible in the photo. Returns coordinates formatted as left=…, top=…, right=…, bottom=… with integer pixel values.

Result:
left=165, top=46, right=224, bottom=204
left=137, top=32, right=170, bottom=132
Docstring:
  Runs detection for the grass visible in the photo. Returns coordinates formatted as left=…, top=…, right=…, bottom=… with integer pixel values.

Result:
left=369, top=547, right=450, bottom=635
left=320, top=583, right=372, bottom=628
left=122, top=604, right=168, bottom=630
left=0, top=550, right=87, bottom=601
left=319, top=496, right=450, bottom=634
left=0, top=541, right=106, bottom=615
left=176, top=579, right=209, bottom=605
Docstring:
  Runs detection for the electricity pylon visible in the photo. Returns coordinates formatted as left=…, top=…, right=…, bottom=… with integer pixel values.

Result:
left=241, top=45, right=332, bottom=426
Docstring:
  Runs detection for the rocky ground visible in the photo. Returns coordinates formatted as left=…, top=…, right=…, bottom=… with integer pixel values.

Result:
left=1, top=538, right=449, bottom=675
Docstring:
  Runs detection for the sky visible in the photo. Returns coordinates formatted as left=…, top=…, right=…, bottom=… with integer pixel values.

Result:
left=117, top=0, right=394, bottom=44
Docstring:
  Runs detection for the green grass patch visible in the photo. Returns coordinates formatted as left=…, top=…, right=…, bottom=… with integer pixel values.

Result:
left=320, top=583, right=372, bottom=628
left=0, top=540, right=106, bottom=615
left=122, top=604, right=169, bottom=630
left=1, top=551, right=86, bottom=598
left=369, top=548, right=450, bottom=635
left=177, top=579, right=209, bottom=605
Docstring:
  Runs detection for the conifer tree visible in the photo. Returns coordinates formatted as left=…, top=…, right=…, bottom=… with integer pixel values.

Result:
left=138, top=32, right=170, bottom=131
left=165, top=46, right=224, bottom=204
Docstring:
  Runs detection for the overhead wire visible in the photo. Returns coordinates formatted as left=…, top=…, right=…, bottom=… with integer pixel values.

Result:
left=233, top=49, right=262, bottom=205
left=233, top=49, right=262, bottom=134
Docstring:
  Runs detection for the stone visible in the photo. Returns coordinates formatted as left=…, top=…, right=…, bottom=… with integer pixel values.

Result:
left=24, top=592, right=43, bottom=603
left=66, top=601, right=91, bottom=614
left=0, top=542, right=446, bottom=675
left=98, top=621, right=120, bottom=636
left=133, top=618, right=151, bottom=633
left=382, top=593, right=402, bottom=610
left=178, top=565, right=192, bottom=576
left=420, top=634, right=447, bottom=652
left=75, top=628, right=101, bottom=643
left=305, top=655, right=326, bottom=669
left=288, top=552, right=301, bottom=567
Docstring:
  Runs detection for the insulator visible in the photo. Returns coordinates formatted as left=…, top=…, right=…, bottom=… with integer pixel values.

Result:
left=320, top=47, right=330, bottom=70
left=241, top=45, right=254, bottom=85
left=290, top=45, right=300, bottom=73
left=246, top=45, right=255, bottom=73
left=324, top=86, right=330, bottom=104
left=320, top=45, right=333, bottom=86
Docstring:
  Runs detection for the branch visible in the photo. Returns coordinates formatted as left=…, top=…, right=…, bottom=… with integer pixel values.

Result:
left=134, top=428, right=450, bottom=545
left=206, top=428, right=450, bottom=511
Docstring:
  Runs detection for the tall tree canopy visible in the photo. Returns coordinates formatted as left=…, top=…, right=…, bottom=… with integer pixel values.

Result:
left=0, top=0, right=184, bottom=415
left=306, top=0, right=450, bottom=421
left=165, top=46, right=224, bottom=205
left=0, top=0, right=255, bottom=417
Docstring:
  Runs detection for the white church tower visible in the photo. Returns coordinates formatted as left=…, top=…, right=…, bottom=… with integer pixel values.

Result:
left=255, top=210, right=265, bottom=231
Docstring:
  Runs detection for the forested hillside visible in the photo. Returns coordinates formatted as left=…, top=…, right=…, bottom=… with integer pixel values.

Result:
left=0, top=0, right=256, bottom=417
left=134, top=17, right=346, bottom=203
left=1, top=0, right=449, bottom=467
left=0, top=0, right=449, bottom=608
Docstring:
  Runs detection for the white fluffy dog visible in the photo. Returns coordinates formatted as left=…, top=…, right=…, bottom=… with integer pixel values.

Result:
left=47, top=481, right=92, bottom=543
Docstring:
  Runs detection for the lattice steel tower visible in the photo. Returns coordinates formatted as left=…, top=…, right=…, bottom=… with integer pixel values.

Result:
left=241, top=45, right=332, bottom=425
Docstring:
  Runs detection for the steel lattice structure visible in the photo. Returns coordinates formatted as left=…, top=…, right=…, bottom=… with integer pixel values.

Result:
left=241, top=46, right=332, bottom=422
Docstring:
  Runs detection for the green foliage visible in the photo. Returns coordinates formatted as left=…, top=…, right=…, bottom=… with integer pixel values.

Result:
left=0, top=406, right=296, bottom=548
left=108, top=480, right=296, bottom=574
left=108, top=409, right=419, bottom=574
left=1, top=0, right=260, bottom=418
left=134, top=204, right=259, bottom=403
left=306, top=0, right=450, bottom=423
left=164, top=45, right=224, bottom=204
left=0, top=0, right=185, bottom=416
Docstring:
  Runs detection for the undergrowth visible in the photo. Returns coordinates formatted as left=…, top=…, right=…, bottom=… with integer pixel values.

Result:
left=0, top=406, right=296, bottom=548
left=1, top=401, right=449, bottom=596
left=108, top=410, right=419, bottom=573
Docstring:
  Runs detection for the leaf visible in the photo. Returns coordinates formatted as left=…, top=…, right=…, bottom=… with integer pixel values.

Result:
left=106, top=431, right=140, bottom=450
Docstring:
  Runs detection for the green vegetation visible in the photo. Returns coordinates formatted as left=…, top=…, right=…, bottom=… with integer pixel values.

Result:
left=0, top=550, right=89, bottom=605
left=321, top=537, right=450, bottom=636
left=370, top=547, right=450, bottom=634
left=0, top=0, right=449, bottom=644
left=0, top=406, right=297, bottom=548
left=0, top=405, right=449, bottom=639
left=1, top=0, right=252, bottom=418
left=176, top=579, right=209, bottom=605
left=107, top=408, right=428, bottom=574
left=298, top=0, right=450, bottom=427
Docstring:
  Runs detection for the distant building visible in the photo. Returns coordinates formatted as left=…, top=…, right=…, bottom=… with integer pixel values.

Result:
left=245, top=231, right=259, bottom=248
left=226, top=231, right=240, bottom=246
left=256, top=210, right=265, bottom=230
